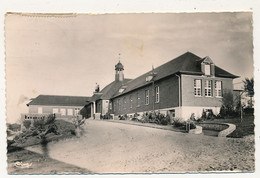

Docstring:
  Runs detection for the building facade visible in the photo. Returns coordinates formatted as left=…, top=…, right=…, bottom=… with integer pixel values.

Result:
left=25, top=95, right=90, bottom=119
left=83, top=52, right=238, bottom=120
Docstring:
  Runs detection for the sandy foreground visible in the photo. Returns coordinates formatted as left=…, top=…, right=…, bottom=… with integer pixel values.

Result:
left=26, top=119, right=255, bottom=173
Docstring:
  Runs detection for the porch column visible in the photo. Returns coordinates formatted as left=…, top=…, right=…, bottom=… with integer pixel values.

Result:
left=93, top=101, right=96, bottom=119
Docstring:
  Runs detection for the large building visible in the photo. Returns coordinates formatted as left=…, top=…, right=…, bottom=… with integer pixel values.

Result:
left=83, top=52, right=238, bottom=120
left=26, top=95, right=90, bottom=119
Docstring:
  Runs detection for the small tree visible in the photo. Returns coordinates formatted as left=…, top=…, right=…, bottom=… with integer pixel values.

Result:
left=243, top=77, right=254, bottom=108
left=221, top=90, right=235, bottom=117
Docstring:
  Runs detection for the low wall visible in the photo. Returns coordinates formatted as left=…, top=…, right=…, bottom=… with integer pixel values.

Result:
left=189, top=125, right=202, bottom=134
left=198, top=122, right=236, bottom=137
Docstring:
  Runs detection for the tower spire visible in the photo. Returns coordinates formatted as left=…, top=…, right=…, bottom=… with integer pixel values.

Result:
left=115, top=53, right=124, bottom=81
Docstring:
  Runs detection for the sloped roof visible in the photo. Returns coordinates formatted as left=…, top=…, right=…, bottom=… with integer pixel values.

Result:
left=27, top=95, right=90, bottom=107
left=88, top=79, right=132, bottom=102
left=113, top=52, right=238, bottom=98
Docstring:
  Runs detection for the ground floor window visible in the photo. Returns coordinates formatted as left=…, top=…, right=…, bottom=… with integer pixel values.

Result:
left=155, top=86, right=160, bottom=103
left=60, top=108, right=66, bottom=116
left=137, top=93, right=140, bottom=107
left=130, top=95, right=133, bottom=108
left=67, top=109, right=73, bottom=115
left=38, top=107, right=42, bottom=114
left=53, top=108, right=59, bottom=114
left=74, top=108, right=80, bottom=115
left=145, top=90, right=149, bottom=105
left=169, top=109, right=175, bottom=118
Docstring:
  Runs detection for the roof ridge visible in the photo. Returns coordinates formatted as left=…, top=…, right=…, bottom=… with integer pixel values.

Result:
left=38, top=94, right=90, bottom=98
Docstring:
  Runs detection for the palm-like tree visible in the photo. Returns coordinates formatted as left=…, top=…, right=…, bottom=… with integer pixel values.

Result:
left=243, top=77, right=254, bottom=108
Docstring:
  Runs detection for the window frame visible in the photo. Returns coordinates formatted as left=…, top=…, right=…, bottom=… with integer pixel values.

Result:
left=118, top=99, right=121, bottom=111
left=215, top=80, right=222, bottom=98
left=145, top=89, right=149, bottom=105
left=205, top=64, right=211, bottom=75
left=60, top=108, right=66, bottom=116
left=137, top=92, right=140, bottom=107
left=155, top=86, right=160, bottom=103
left=205, top=80, right=212, bottom=97
left=67, top=108, right=73, bottom=116
left=130, top=95, right=133, bottom=108
left=194, top=79, right=202, bottom=97
left=38, top=107, right=43, bottom=114
left=53, top=108, right=59, bottom=114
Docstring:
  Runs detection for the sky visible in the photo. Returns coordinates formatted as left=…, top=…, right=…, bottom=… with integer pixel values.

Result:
left=5, top=12, right=253, bottom=123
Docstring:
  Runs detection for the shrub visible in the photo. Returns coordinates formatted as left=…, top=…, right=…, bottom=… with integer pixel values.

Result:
left=173, top=118, right=196, bottom=130
left=187, top=121, right=196, bottom=129
left=33, top=118, right=45, bottom=129
left=173, top=117, right=185, bottom=127
left=45, top=114, right=56, bottom=125
left=103, top=112, right=112, bottom=119
left=160, top=114, right=170, bottom=125
left=200, top=109, right=216, bottom=120
left=23, top=120, right=31, bottom=129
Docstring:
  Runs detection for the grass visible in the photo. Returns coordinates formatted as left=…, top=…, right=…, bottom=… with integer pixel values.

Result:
left=208, top=115, right=254, bottom=138
left=7, top=148, right=91, bottom=174
left=8, top=119, right=76, bottom=151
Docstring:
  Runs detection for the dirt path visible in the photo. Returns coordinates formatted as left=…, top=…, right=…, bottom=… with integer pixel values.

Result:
left=26, top=119, right=255, bottom=173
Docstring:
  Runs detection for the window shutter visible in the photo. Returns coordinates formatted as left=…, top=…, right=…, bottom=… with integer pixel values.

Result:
left=211, top=64, right=215, bottom=76
left=201, top=63, right=205, bottom=73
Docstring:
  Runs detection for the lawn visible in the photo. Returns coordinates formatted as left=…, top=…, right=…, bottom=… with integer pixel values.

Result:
left=8, top=119, right=77, bottom=151
left=208, top=115, right=254, bottom=138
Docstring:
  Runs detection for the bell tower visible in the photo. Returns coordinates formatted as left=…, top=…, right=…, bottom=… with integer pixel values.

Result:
left=115, top=54, right=124, bottom=82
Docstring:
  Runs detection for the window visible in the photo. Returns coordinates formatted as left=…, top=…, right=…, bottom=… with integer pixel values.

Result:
left=145, top=90, right=149, bottom=105
left=118, top=99, right=121, bottom=111
left=74, top=108, right=80, bottom=115
left=205, top=64, right=211, bottom=75
left=172, top=110, right=175, bottom=118
left=123, top=97, right=126, bottom=109
left=60, top=108, right=66, bottom=116
left=130, top=95, right=133, bottom=108
left=205, top=80, right=212, bottom=97
left=137, top=92, right=140, bottom=107
left=215, top=81, right=222, bottom=97
left=194, top=79, right=202, bottom=96
left=38, top=107, right=42, bottom=114
left=155, top=86, right=160, bottom=103
left=67, top=109, right=73, bottom=115
left=53, top=108, right=59, bottom=114
left=119, top=88, right=125, bottom=93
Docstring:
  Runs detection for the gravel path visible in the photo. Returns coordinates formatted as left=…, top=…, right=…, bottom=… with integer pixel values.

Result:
left=26, top=119, right=255, bottom=173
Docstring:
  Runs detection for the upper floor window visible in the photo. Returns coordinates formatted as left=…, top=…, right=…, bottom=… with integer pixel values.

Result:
left=215, top=81, right=222, bottom=97
left=145, top=90, right=149, bottom=105
left=205, top=64, right=211, bottom=75
left=155, top=86, right=160, bottom=103
left=194, top=79, right=202, bottom=96
left=205, top=80, right=212, bottom=97
left=137, top=92, right=140, bottom=107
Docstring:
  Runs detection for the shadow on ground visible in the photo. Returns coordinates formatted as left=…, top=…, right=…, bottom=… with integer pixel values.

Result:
left=7, top=145, right=92, bottom=175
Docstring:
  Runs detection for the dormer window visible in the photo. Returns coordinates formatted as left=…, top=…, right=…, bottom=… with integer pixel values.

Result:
left=119, top=88, right=125, bottom=93
left=204, top=64, right=211, bottom=75
left=201, top=56, right=215, bottom=76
